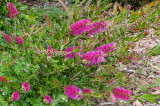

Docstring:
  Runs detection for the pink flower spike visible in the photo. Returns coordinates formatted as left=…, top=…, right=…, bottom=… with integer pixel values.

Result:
left=12, top=91, right=20, bottom=101
left=110, top=92, right=117, bottom=103
left=47, top=46, right=52, bottom=50
left=82, top=50, right=106, bottom=65
left=47, top=46, right=56, bottom=57
left=108, top=80, right=116, bottom=84
left=96, top=42, right=117, bottom=53
left=8, top=3, right=18, bottom=18
left=70, top=18, right=91, bottom=36
left=127, top=5, right=131, bottom=10
left=21, top=82, right=30, bottom=93
left=52, top=49, right=56, bottom=52
left=65, top=85, right=83, bottom=100
left=84, top=88, right=92, bottom=93
left=113, top=87, right=132, bottom=100
left=97, top=57, right=106, bottom=63
left=88, top=21, right=108, bottom=36
left=15, top=36, right=24, bottom=45
left=43, top=95, right=53, bottom=104
left=3, top=34, right=12, bottom=43
left=0, top=75, right=6, bottom=82
left=64, top=47, right=78, bottom=59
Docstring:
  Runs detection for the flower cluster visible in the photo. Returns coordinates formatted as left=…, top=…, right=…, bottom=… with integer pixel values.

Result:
left=0, top=75, right=6, bottom=82
left=113, top=87, right=132, bottom=101
left=65, top=85, right=83, bottom=100
left=47, top=46, right=56, bottom=57
left=82, top=50, right=106, bottom=65
left=88, top=21, right=108, bottom=36
left=65, top=85, right=94, bottom=100
left=15, top=36, right=24, bottom=45
left=8, top=3, right=18, bottom=18
left=70, top=19, right=108, bottom=36
left=70, top=18, right=91, bottom=36
left=84, top=88, right=92, bottom=94
left=12, top=91, right=20, bottom=101
left=64, top=46, right=78, bottom=59
left=11, top=82, right=31, bottom=102
left=22, top=82, right=30, bottom=93
left=3, top=33, right=12, bottom=43
left=96, top=42, right=117, bottom=53
left=43, top=95, right=53, bottom=104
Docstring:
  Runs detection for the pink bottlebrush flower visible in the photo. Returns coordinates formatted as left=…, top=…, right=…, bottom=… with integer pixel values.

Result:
left=113, top=87, right=132, bottom=100
left=47, top=46, right=56, bottom=57
left=47, top=46, right=52, bottom=57
left=15, top=36, right=24, bottom=45
left=43, top=95, right=53, bottom=104
left=127, top=5, right=131, bottom=10
left=65, top=85, right=83, bottom=100
left=88, top=21, right=108, bottom=36
left=84, top=88, right=92, bottom=93
left=108, top=80, right=116, bottom=84
left=96, top=42, right=117, bottom=54
left=12, top=91, right=20, bottom=101
left=64, top=46, right=78, bottom=59
left=82, top=50, right=106, bottom=65
left=8, top=3, right=18, bottom=18
left=3, top=34, right=12, bottom=43
left=21, top=82, right=30, bottom=93
left=0, top=75, right=6, bottom=82
left=110, top=92, right=117, bottom=103
left=70, top=18, right=91, bottom=36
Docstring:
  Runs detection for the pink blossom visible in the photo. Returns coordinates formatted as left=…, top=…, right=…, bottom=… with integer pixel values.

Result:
left=64, top=46, right=78, bottom=59
left=12, top=91, right=20, bottom=101
left=65, top=85, right=83, bottom=100
left=82, top=51, right=106, bottom=65
left=88, top=21, right=108, bottom=36
left=15, top=36, right=24, bottom=45
left=110, top=92, right=117, bottom=103
left=127, top=5, right=131, bottom=10
left=3, top=34, right=12, bottom=43
left=21, top=82, right=30, bottom=93
left=113, top=87, right=132, bottom=100
left=8, top=3, right=18, bottom=18
left=70, top=18, right=91, bottom=36
left=108, top=80, right=116, bottom=84
left=43, top=95, right=53, bottom=104
left=0, top=75, right=6, bottom=82
left=84, top=88, right=92, bottom=93
left=47, top=46, right=56, bottom=57
left=96, top=42, right=117, bottom=53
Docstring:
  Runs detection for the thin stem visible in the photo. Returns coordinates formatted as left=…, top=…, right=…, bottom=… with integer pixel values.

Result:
left=11, top=44, right=20, bottom=55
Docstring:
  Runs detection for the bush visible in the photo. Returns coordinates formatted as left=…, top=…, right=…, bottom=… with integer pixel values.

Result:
left=0, top=0, right=160, bottom=105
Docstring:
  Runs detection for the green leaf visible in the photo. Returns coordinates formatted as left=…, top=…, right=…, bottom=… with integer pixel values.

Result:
left=95, top=9, right=102, bottom=16
left=51, top=59, right=59, bottom=63
left=91, top=17, right=99, bottom=21
left=140, top=94, right=153, bottom=99
left=19, top=5, right=28, bottom=11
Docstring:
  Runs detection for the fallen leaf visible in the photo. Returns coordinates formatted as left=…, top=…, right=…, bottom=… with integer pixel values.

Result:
left=151, top=90, right=160, bottom=95
left=133, top=99, right=144, bottom=106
